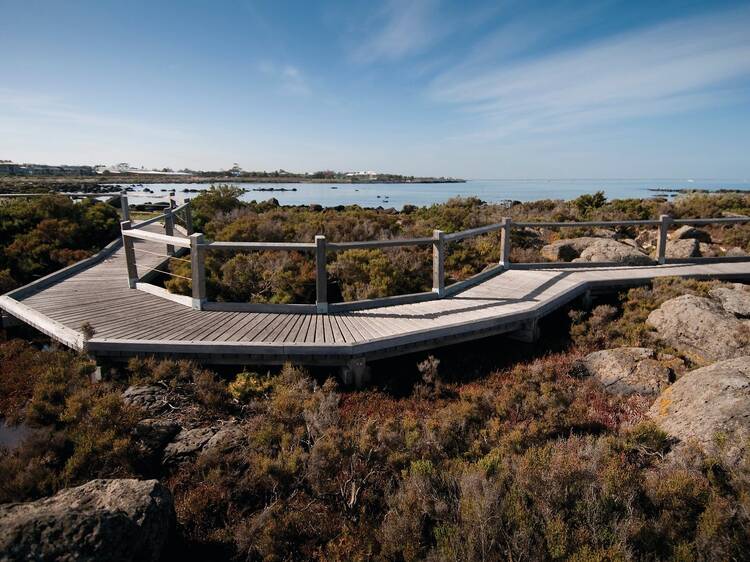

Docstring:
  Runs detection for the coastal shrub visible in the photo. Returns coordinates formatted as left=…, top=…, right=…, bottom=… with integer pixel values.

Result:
left=0, top=195, right=119, bottom=289
left=574, top=191, right=607, bottom=217
left=193, top=370, right=229, bottom=412
left=227, top=371, right=274, bottom=402
left=190, top=184, right=246, bottom=230
left=0, top=341, right=143, bottom=501
left=218, top=251, right=316, bottom=303
left=673, top=193, right=750, bottom=219
left=329, top=248, right=431, bottom=300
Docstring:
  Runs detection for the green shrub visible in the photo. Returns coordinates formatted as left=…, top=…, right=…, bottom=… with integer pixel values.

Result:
left=228, top=371, right=274, bottom=402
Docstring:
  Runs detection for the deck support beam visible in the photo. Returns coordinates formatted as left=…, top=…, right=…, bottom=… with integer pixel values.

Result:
left=316, top=235, right=328, bottom=313
left=121, top=221, right=138, bottom=289
left=340, top=357, right=370, bottom=388
left=432, top=229, right=445, bottom=297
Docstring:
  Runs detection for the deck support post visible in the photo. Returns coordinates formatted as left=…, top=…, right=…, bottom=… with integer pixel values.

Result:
left=315, top=235, right=328, bottom=313
left=184, top=200, right=194, bottom=235
left=432, top=229, right=445, bottom=297
left=499, top=217, right=512, bottom=269
left=656, top=214, right=672, bottom=265
left=340, top=358, right=369, bottom=388
left=508, top=319, right=540, bottom=343
left=164, top=208, right=175, bottom=256
left=121, top=220, right=138, bottom=289
left=119, top=191, right=130, bottom=221
left=582, top=289, right=594, bottom=310
left=190, top=233, right=207, bottom=310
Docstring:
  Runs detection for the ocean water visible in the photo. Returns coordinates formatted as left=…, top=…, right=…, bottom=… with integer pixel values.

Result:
left=111, top=178, right=750, bottom=209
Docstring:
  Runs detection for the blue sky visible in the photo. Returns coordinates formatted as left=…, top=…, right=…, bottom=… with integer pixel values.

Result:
left=1, top=0, right=750, bottom=178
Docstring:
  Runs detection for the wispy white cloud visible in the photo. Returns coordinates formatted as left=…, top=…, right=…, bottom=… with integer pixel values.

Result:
left=430, top=6, right=750, bottom=140
left=0, top=88, right=188, bottom=140
left=258, top=62, right=311, bottom=96
left=353, top=0, right=443, bottom=62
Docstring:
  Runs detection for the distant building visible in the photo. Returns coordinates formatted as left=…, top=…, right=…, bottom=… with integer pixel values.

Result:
left=345, top=170, right=378, bottom=180
left=0, top=161, right=95, bottom=176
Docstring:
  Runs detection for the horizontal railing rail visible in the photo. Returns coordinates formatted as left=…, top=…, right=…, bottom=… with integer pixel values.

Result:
left=327, top=237, right=434, bottom=250
left=208, top=241, right=316, bottom=251
left=513, top=219, right=660, bottom=228
left=120, top=212, right=750, bottom=314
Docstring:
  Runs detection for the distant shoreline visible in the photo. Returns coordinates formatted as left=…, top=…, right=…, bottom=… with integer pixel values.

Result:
left=0, top=174, right=466, bottom=188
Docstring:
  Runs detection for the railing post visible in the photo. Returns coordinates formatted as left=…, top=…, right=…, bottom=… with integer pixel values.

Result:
left=119, top=191, right=130, bottom=221
left=432, top=229, right=445, bottom=297
left=184, top=199, right=194, bottom=235
left=121, top=221, right=138, bottom=289
left=656, top=214, right=672, bottom=265
left=500, top=217, right=512, bottom=269
left=164, top=208, right=175, bottom=256
left=190, top=233, right=206, bottom=310
left=169, top=190, right=176, bottom=210
left=315, top=235, right=328, bottom=313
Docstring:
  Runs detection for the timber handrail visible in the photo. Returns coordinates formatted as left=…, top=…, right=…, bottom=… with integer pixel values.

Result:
left=122, top=229, right=191, bottom=248
left=121, top=212, right=750, bottom=314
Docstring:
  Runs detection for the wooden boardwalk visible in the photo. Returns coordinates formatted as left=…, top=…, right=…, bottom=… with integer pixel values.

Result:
left=3, top=223, right=750, bottom=373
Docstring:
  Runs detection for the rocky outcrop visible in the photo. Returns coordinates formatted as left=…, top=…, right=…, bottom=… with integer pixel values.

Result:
left=0, top=479, right=174, bottom=562
left=572, top=239, right=653, bottom=265
left=162, top=426, right=217, bottom=466
left=647, top=295, right=750, bottom=362
left=134, top=418, right=180, bottom=456
left=709, top=284, right=750, bottom=318
left=670, top=225, right=712, bottom=243
left=648, top=356, right=750, bottom=466
left=122, top=385, right=168, bottom=415
left=540, top=237, right=601, bottom=261
left=635, top=230, right=656, bottom=250
left=204, top=423, right=245, bottom=455
left=579, top=347, right=678, bottom=396
left=698, top=243, right=721, bottom=257
left=162, top=422, right=243, bottom=465
left=665, top=238, right=700, bottom=259
left=725, top=247, right=748, bottom=257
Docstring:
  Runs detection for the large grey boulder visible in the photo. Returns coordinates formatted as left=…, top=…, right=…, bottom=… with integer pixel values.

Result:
left=648, top=356, right=750, bottom=465
left=710, top=284, right=750, bottom=318
left=579, top=347, right=677, bottom=396
left=573, top=239, right=653, bottom=265
left=665, top=238, right=700, bottom=259
left=647, top=295, right=750, bottom=363
left=540, top=237, right=601, bottom=261
left=670, top=225, right=712, bottom=243
left=0, top=479, right=174, bottom=562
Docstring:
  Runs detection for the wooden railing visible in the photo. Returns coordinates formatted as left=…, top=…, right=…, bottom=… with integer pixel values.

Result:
left=120, top=213, right=750, bottom=314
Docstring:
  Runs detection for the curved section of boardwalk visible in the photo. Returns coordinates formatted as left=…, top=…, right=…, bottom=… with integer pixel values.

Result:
left=3, top=225, right=750, bottom=366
